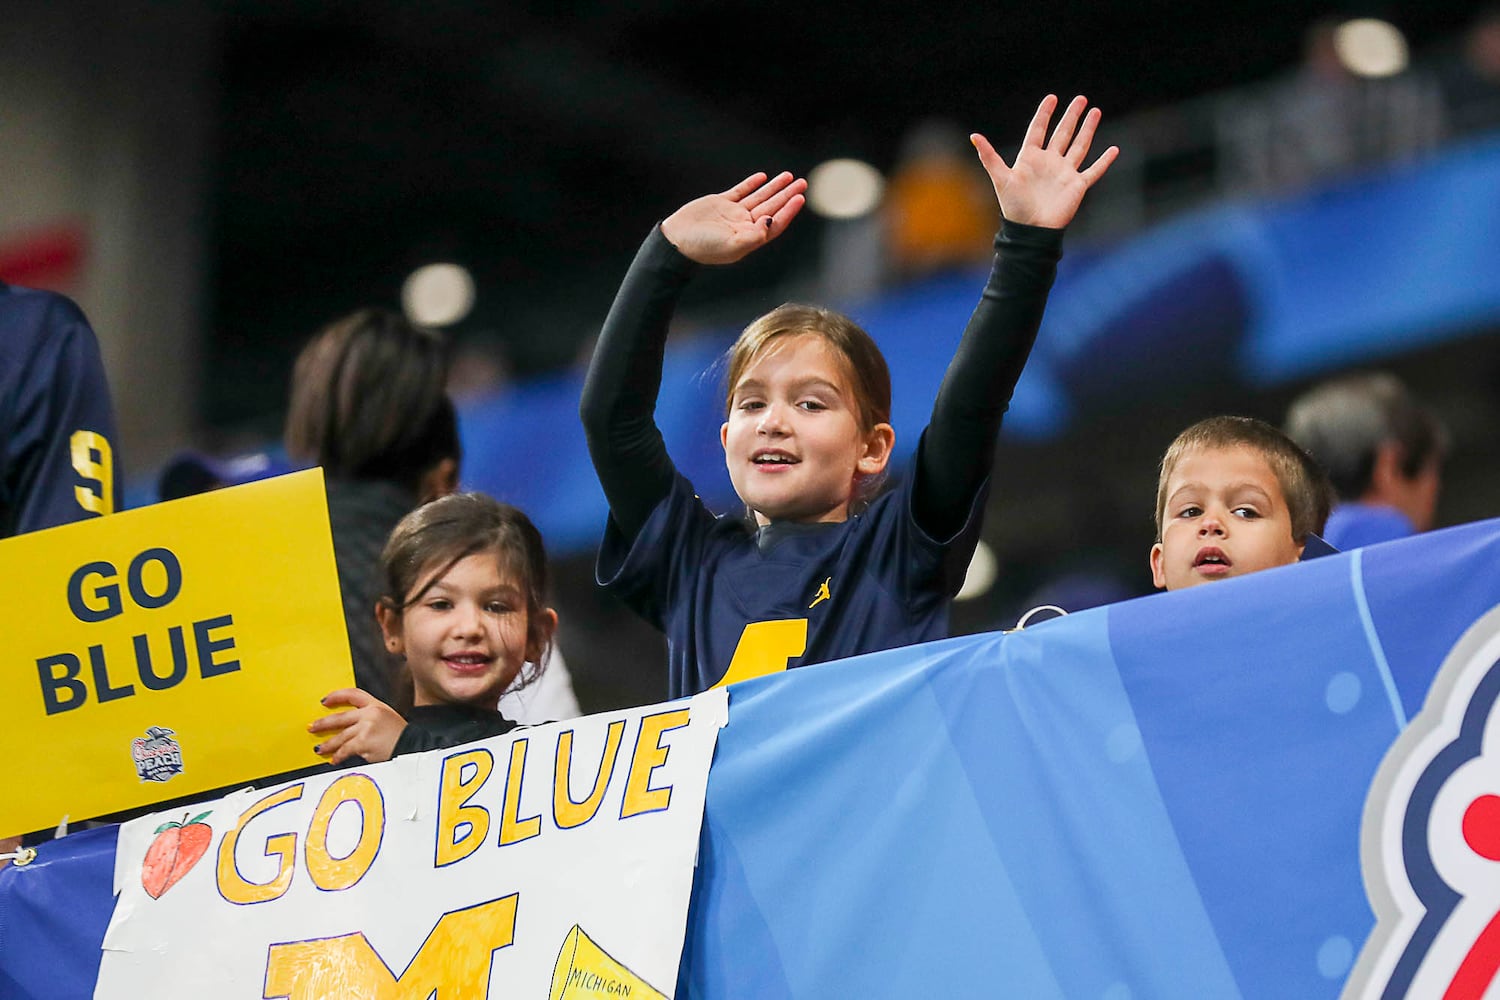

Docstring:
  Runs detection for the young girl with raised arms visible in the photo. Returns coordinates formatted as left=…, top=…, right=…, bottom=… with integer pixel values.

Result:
left=580, top=95, right=1117, bottom=697
left=308, top=492, right=559, bottom=764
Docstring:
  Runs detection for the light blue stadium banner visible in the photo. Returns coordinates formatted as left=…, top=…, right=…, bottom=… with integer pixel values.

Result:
left=5, top=519, right=1500, bottom=998
left=679, top=518, right=1500, bottom=998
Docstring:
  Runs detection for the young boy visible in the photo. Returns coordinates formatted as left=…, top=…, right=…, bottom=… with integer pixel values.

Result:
left=1151, top=416, right=1335, bottom=591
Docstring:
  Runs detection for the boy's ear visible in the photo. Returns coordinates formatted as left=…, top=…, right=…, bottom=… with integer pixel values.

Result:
left=1149, top=542, right=1167, bottom=590
left=720, top=421, right=729, bottom=453
left=527, top=607, right=560, bottom=664
left=375, top=603, right=405, bottom=658
left=857, top=422, right=896, bottom=476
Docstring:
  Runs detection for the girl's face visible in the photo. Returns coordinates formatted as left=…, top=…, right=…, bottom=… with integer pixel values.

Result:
left=721, top=333, right=893, bottom=525
left=378, top=551, right=555, bottom=711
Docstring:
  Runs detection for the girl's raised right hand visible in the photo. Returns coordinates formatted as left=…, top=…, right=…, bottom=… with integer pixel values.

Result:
left=660, top=171, right=807, bottom=265
left=309, top=688, right=407, bottom=765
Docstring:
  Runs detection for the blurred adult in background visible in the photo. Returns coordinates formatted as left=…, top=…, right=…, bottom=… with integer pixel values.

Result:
left=157, top=450, right=288, bottom=501
left=881, top=118, right=995, bottom=280
left=1285, top=371, right=1446, bottom=549
left=285, top=307, right=579, bottom=722
left=1438, top=5, right=1500, bottom=136
left=2, top=281, right=122, bottom=855
left=1, top=281, right=121, bottom=536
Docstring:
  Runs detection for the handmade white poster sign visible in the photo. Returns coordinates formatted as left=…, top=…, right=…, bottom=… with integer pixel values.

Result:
left=96, top=690, right=728, bottom=999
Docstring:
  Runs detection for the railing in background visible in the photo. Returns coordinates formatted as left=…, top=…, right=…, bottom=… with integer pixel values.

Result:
left=1076, top=46, right=1497, bottom=240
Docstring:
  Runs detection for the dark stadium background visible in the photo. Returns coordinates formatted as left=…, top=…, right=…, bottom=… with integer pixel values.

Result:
left=204, top=1, right=1480, bottom=424
left=193, top=2, right=1495, bottom=709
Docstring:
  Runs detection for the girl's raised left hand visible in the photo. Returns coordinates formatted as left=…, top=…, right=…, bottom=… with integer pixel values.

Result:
left=971, top=95, right=1118, bottom=230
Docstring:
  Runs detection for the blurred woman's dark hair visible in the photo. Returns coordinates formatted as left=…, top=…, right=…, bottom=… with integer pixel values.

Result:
left=283, top=307, right=460, bottom=704
left=285, top=307, right=460, bottom=494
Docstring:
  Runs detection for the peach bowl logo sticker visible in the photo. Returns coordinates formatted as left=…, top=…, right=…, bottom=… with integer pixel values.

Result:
left=1346, top=603, right=1500, bottom=999
left=131, top=726, right=184, bottom=783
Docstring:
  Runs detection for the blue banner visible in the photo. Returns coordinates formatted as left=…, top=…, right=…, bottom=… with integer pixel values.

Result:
left=5, top=518, right=1500, bottom=998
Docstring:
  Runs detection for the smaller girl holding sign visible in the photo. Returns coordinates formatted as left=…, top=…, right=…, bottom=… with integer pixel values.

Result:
left=308, top=492, right=559, bottom=764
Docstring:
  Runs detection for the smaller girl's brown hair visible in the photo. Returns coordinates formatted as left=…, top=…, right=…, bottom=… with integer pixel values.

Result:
left=379, top=493, right=552, bottom=712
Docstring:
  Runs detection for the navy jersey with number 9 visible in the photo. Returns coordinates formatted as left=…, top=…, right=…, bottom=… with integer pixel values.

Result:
left=0, top=282, right=121, bottom=537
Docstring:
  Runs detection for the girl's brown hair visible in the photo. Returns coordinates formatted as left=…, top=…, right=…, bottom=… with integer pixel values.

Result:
left=725, top=304, right=891, bottom=431
left=379, top=493, right=552, bottom=712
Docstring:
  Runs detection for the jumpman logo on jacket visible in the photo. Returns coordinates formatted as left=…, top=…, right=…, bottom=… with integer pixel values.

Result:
left=808, top=577, right=832, bottom=609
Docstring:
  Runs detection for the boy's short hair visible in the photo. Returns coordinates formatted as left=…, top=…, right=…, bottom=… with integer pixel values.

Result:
left=1154, top=415, right=1334, bottom=543
left=1284, top=371, right=1446, bottom=501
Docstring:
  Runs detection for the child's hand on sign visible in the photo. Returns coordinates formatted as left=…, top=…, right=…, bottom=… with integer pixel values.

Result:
left=309, top=688, right=406, bottom=765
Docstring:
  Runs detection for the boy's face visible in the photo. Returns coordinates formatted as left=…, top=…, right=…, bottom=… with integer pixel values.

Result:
left=1150, top=444, right=1305, bottom=591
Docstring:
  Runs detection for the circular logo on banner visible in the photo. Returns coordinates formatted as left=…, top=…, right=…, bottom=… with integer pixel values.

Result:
left=1346, top=603, right=1500, bottom=998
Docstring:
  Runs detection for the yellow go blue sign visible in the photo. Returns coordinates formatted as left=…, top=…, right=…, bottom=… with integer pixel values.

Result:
left=0, top=470, right=353, bottom=836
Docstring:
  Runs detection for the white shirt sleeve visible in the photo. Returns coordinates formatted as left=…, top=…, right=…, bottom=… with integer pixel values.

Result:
left=497, top=642, right=582, bottom=723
